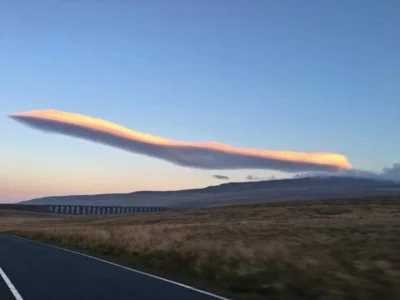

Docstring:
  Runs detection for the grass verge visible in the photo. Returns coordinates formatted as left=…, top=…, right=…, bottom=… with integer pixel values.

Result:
left=2, top=201, right=400, bottom=300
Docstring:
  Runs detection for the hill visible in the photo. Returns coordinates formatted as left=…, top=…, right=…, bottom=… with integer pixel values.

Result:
left=20, top=176, right=400, bottom=209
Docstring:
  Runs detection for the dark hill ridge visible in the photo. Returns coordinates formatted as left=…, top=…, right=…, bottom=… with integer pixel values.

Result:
left=20, top=176, right=400, bottom=209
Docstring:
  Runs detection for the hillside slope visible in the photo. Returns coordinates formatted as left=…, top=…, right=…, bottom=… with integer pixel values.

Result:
left=20, top=176, right=400, bottom=208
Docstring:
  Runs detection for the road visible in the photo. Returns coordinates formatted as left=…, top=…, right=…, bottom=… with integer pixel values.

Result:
left=0, top=235, right=229, bottom=300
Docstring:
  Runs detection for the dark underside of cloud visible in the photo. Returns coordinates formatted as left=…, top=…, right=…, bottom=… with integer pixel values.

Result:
left=10, top=113, right=350, bottom=173
left=212, top=175, right=230, bottom=180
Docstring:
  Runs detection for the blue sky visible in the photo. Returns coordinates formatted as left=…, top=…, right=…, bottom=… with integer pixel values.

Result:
left=1, top=0, right=399, bottom=202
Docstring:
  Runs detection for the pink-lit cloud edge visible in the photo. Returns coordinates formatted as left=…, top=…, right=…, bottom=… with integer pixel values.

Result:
left=9, top=110, right=353, bottom=173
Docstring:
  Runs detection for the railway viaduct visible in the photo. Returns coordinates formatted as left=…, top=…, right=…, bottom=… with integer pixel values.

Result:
left=0, top=204, right=166, bottom=215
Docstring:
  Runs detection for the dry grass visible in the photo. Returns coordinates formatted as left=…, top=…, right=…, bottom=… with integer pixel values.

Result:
left=1, top=201, right=400, bottom=300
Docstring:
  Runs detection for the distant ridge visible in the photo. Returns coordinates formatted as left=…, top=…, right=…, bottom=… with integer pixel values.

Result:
left=20, top=176, right=400, bottom=209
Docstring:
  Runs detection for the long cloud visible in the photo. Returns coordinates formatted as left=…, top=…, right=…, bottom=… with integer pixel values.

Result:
left=9, top=110, right=352, bottom=173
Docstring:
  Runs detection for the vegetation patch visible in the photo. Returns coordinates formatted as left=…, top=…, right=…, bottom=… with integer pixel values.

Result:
left=1, top=201, right=400, bottom=299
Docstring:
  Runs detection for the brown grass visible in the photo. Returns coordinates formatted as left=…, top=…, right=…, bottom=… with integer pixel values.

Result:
left=1, top=201, right=400, bottom=300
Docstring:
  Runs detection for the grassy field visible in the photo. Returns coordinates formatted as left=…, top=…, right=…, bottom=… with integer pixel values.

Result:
left=1, top=199, right=400, bottom=300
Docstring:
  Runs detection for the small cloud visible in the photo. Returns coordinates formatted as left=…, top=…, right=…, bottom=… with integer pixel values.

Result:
left=246, top=175, right=276, bottom=181
left=212, top=174, right=230, bottom=180
left=293, top=173, right=309, bottom=179
left=294, top=162, right=400, bottom=182
left=381, top=163, right=400, bottom=181
left=246, top=175, right=263, bottom=181
left=341, top=163, right=400, bottom=182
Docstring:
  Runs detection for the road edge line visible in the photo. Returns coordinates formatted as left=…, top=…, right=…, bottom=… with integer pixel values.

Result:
left=12, top=235, right=231, bottom=300
left=0, top=266, right=24, bottom=300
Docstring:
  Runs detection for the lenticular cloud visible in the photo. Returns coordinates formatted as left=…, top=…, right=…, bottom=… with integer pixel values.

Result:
left=9, top=110, right=352, bottom=173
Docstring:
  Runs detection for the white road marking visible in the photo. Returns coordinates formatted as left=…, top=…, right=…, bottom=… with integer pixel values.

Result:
left=0, top=266, right=24, bottom=300
left=12, top=235, right=231, bottom=300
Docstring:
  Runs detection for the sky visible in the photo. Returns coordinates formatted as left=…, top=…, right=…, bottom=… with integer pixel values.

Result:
left=1, top=0, right=399, bottom=202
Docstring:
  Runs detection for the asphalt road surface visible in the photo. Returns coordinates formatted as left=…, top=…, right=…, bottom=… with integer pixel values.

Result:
left=0, top=235, right=229, bottom=300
